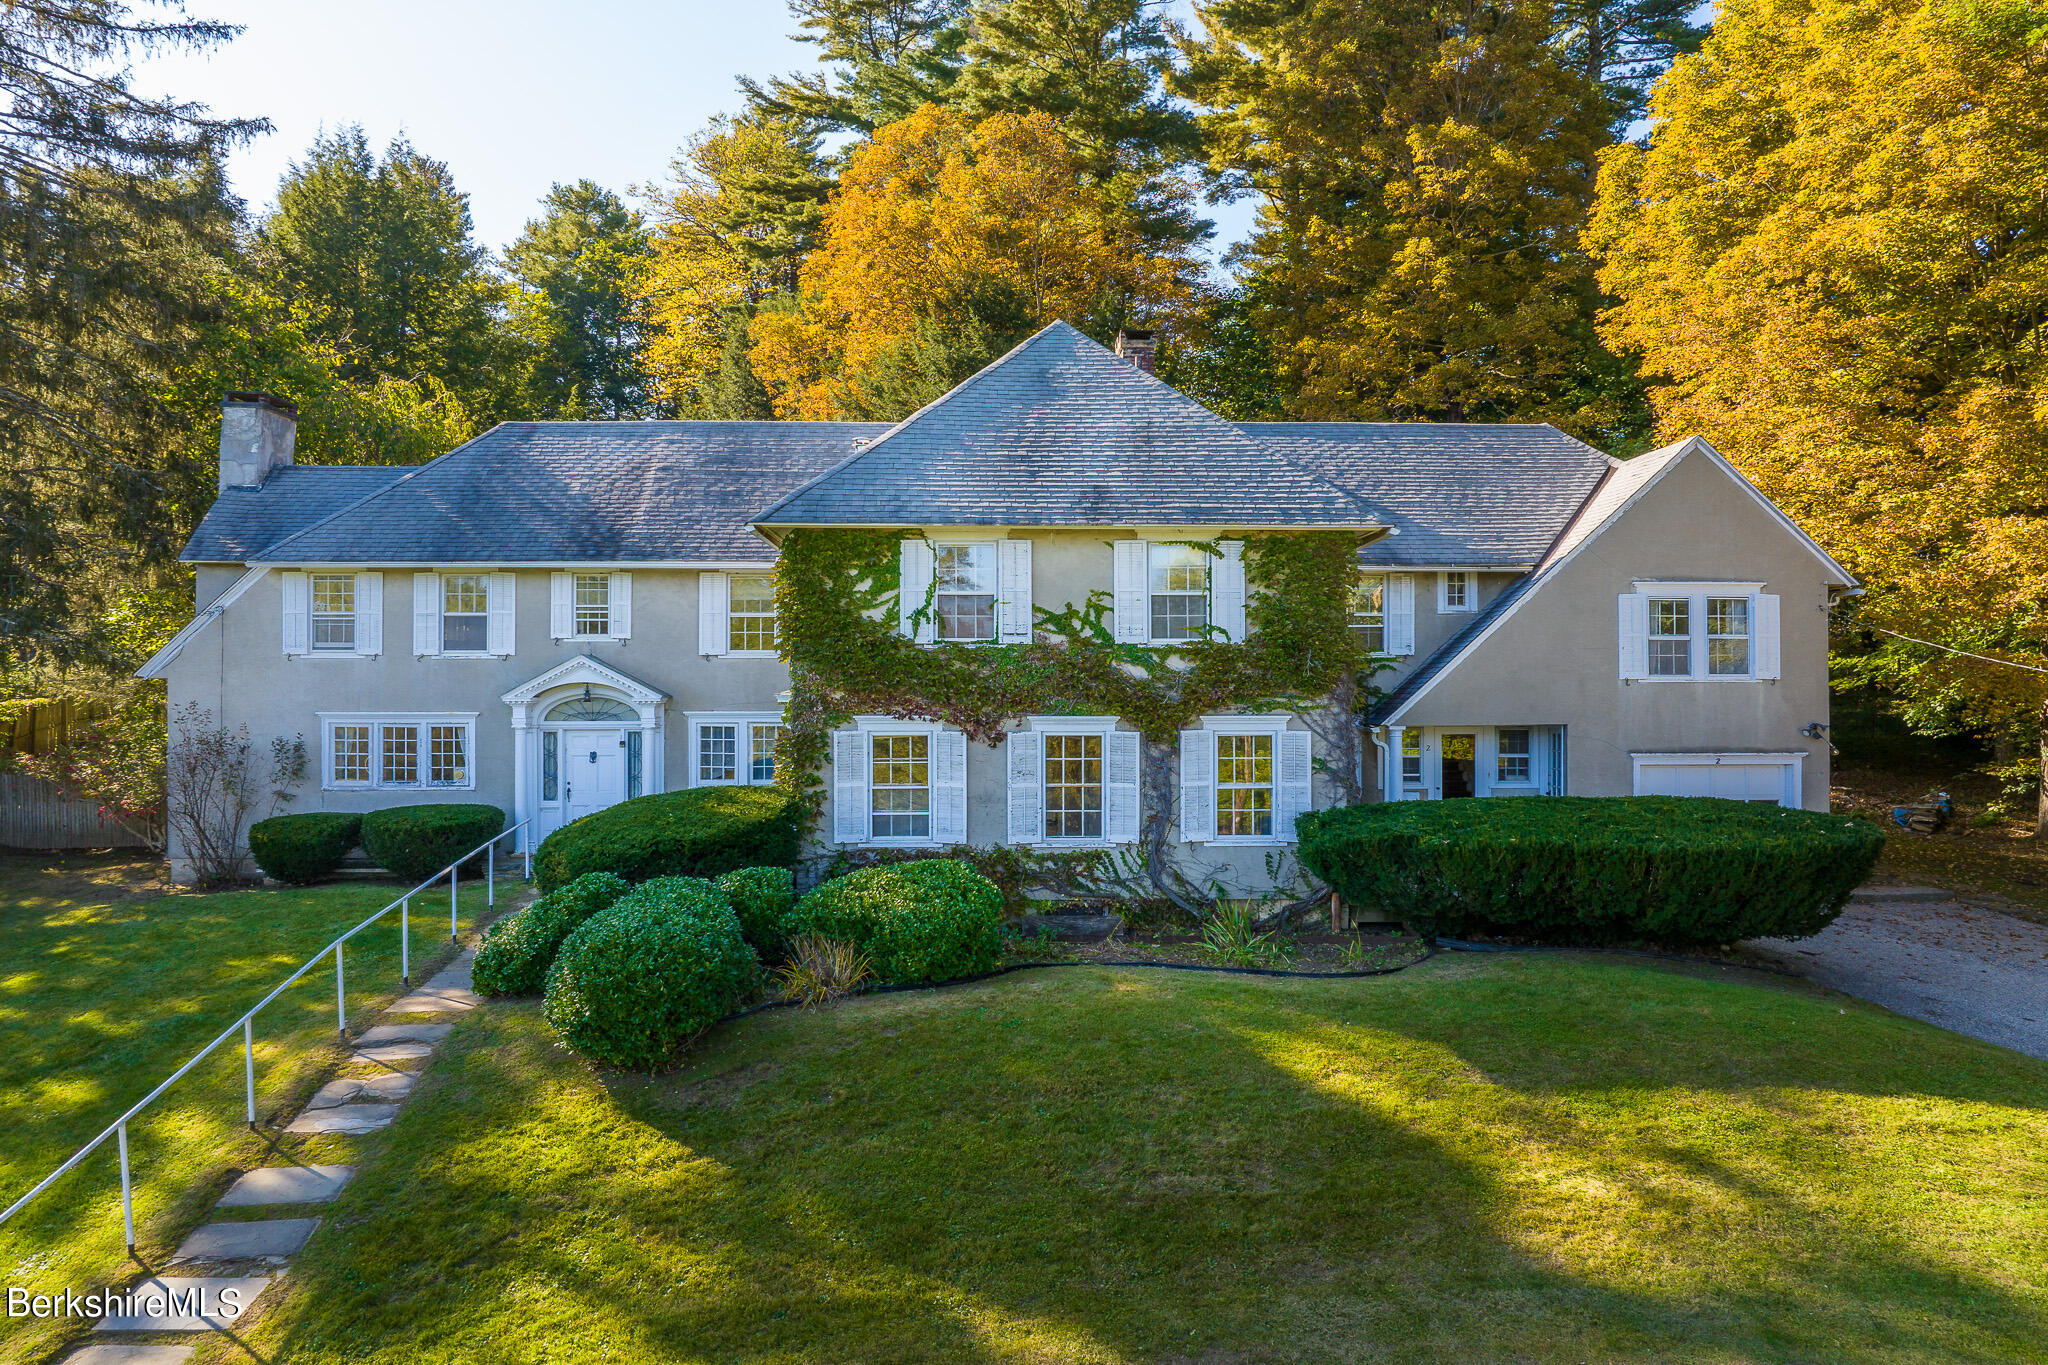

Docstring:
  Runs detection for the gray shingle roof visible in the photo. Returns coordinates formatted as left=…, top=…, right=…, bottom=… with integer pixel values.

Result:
left=228, top=421, right=889, bottom=565
left=753, top=322, right=1379, bottom=529
left=183, top=465, right=408, bottom=562
left=1243, top=423, right=1612, bottom=567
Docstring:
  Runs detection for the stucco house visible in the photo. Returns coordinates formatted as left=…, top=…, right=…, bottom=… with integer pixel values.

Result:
left=142, top=322, right=1855, bottom=889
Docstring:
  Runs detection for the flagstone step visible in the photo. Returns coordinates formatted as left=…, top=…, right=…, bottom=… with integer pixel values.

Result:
left=385, top=978, right=480, bottom=1013
left=60, top=1346, right=195, bottom=1364
left=93, top=1276, right=269, bottom=1331
left=353, top=1041, right=434, bottom=1066
left=216, top=1165, right=354, bottom=1208
left=355, top=1022, right=453, bottom=1046
left=284, top=1103, right=398, bottom=1135
left=170, top=1218, right=319, bottom=1264
left=306, top=1072, right=413, bottom=1109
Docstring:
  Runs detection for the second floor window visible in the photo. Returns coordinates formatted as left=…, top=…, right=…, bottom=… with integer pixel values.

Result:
left=442, top=575, right=489, bottom=653
left=1351, top=573, right=1386, bottom=653
left=573, top=574, right=610, bottom=636
left=1648, top=598, right=1691, bottom=676
left=1707, top=597, right=1751, bottom=675
left=1150, top=543, right=1209, bottom=641
left=934, top=543, right=996, bottom=641
left=311, top=574, right=356, bottom=651
left=729, top=572, right=777, bottom=652
left=1441, top=571, right=1472, bottom=611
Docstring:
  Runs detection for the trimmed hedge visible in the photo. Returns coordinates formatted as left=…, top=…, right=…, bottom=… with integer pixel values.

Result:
left=715, top=865, right=797, bottom=962
left=1296, top=796, right=1885, bottom=945
left=533, top=786, right=799, bottom=893
left=473, top=871, right=632, bottom=997
left=541, top=876, right=760, bottom=1070
left=248, top=812, right=362, bottom=885
left=784, top=859, right=1004, bottom=985
left=360, top=803, right=506, bottom=883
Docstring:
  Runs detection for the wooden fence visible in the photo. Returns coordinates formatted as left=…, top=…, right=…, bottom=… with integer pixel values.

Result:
left=0, top=773, right=150, bottom=849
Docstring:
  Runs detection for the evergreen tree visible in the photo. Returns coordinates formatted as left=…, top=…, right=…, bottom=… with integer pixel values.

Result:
left=1179, top=0, right=1642, bottom=441
left=1552, top=0, right=1711, bottom=128
left=257, top=127, right=507, bottom=417
left=504, top=181, right=653, bottom=419
left=741, top=0, right=972, bottom=134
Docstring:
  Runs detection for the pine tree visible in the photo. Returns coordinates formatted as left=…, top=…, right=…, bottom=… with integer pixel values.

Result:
left=741, top=0, right=972, bottom=134
left=1552, top=0, right=1711, bottom=127
left=504, top=181, right=653, bottom=419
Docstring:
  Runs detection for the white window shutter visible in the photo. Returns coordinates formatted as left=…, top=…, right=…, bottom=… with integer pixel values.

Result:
left=413, top=573, right=441, bottom=656
left=1105, top=729, right=1141, bottom=844
left=487, top=572, right=516, bottom=655
left=1277, top=729, right=1313, bottom=840
left=550, top=572, right=573, bottom=640
left=355, top=572, right=382, bottom=656
left=1387, top=574, right=1416, bottom=655
left=998, top=539, right=1033, bottom=643
left=698, top=572, right=729, bottom=656
left=280, top=571, right=309, bottom=656
left=1006, top=730, right=1042, bottom=844
left=1178, top=729, right=1215, bottom=842
left=611, top=572, right=632, bottom=640
left=832, top=730, right=866, bottom=845
left=1618, top=593, right=1649, bottom=680
left=1212, top=540, right=1246, bottom=641
left=898, top=538, right=934, bottom=643
left=1113, top=540, right=1149, bottom=642
left=933, top=729, right=968, bottom=844
left=1756, top=593, right=1781, bottom=679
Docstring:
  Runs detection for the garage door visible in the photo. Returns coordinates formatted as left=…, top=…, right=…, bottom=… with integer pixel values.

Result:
left=1633, top=756, right=1798, bottom=806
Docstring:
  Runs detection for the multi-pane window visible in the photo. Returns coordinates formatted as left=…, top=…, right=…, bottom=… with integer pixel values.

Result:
left=1214, top=733, right=1274, bottom=838
left=311, top=574, right=356, bottom=651
left=1350, top=573, right=1386, bottom=653
left=1707, top=597, right=1751, bottom=675
left=573, top=574, right=610, bottom=636
left=428, top=725, right=468, bottom=786
left=380, top=724, right=419, bottom=786
left=870, top=733, right=930, bottom=840
left=1497, top=728, right=1532, bottom=784
left=1043, top=733, right=1103, bottom=840
left=442, top=575, right=489, bottom=653
left=1647, top=598, right=1691, bottom=676
left=331, top=724, right=370, bottom=784
left=1441, top=571, right=1471, bottom=611
left=698, top=724, right=740, bottom=783
left=728, top=572, right=777, bottom=653
left=750, top=723, right=779, bottom=783
left=1149, top=544, right=1209, bottom=641
left=933, top=544, right=997, bottom=642
left=1401, top=729, right=1423, bottom=787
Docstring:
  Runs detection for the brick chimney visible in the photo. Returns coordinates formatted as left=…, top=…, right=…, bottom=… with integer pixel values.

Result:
left=1114, top=327, right=1157, bottom=375
left=218, top=392, right=297, bottom=491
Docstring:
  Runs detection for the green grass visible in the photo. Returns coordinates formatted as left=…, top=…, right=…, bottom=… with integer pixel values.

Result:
left=223, top=956, right=2048, bottom=1364
left=0, top=852, right=510, bottom=1365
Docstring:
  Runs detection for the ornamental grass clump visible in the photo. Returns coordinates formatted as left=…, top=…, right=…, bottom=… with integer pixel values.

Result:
left=472, top=871, right=631, bottom=997
left=533, top=787, right=799, bottom=892
left=784, top=859, right=1004, bottom=985
left=773, top=934, right=875, bottom=1008
left=715, top=865, right=797, bottom=962
left=1296, top=795, right=1885, bottom=945
left=541, top=876, right=760, bottom=1070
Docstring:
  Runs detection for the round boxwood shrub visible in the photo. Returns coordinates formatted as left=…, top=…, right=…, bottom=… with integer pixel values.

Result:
left=784, top=859, right=1004, bottom=985
left=715, top=865, right=797, bottom=963
left=541, top=876, right=761, bottom=1070
left=1295, top=795, right=1885, bottom=945
left=247, top=812, right=362, bottom=885
left=359, top=804, right=507, bottom=883
left=473, top=871, right=632, bottom=997
left=533, top=786, right=799, bottom=893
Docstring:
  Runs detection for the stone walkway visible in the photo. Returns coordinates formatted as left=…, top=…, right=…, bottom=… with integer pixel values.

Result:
left=67, top=940, right=496, bottom=1360
left=1746, top=886, right=2048, bottom=1060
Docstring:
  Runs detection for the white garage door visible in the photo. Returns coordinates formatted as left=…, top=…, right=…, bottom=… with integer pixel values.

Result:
left=1633, top=755, right=1799, bottom=806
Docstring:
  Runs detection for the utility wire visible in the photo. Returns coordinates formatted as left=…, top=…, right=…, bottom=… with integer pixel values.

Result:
left=1866, top=625, right=2048, bottom=675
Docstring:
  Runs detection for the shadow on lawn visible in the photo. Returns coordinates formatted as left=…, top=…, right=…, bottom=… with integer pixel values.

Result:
left=246, top=962, right=2048, bottom=1365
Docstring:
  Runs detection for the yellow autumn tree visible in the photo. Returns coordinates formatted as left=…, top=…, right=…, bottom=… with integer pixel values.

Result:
left=751, top=104, right=1197, bottom=420
left=1588, top=0, right=2048, bottom=818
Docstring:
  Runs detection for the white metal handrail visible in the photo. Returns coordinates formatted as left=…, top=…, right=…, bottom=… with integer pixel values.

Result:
left=0, top=818, right=531, bottom=1254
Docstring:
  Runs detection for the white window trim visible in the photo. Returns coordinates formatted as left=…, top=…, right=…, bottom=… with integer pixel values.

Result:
left=284, top=570, right=383, bottom=660
left=1012, top=715, right=1136, bottom=849
left=1630, top=751, right=1805, bottom=809
left=1628, top=580, right=1770, bottom=682
left=848, top=717, right=948, bottom=848
left=1389, top=724, right=1561, bottom=800
left=685, top=711, right=783, bottom=787
left=552, top=570, right=633, bottom=643
left=723, top=570, right=780, bottom=659
left=929, top=539, right=1002, bottom=645
left=1194, top=713, right=1306, bottom=847
left=1144, top=541, right=1218, bottom=647
left=318, top=711, right=480, bottom=791
left=1438, top=570, right=1475, bottom=613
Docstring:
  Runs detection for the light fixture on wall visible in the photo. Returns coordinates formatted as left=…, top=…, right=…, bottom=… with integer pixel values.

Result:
left=1801, top=721, right=1828, bottom=739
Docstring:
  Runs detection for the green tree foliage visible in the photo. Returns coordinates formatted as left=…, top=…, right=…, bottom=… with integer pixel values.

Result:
left=504, top=181, right=653, bottom=419
left=1588, top=0, right=2048, bottom=817
left=0, top=2, right=263, bottom=663
left=1552, top=0, right=1712, bottom=126
left=742, top=0, right=972, bottom=134
left=1179, top=0, right=1642, bottom=441
left=257, top=127, right=508, bottom=417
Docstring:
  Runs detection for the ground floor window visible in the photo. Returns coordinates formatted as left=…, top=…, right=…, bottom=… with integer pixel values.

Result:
left=1043, top=732, right=1103, bottom=840
left=690, top=714, right=782, bottom=786
left=1392, top=725, right=1562, bottom=800
left=322, top=714, right=477, bottom=790
left=1214, top=732, right=1275, bottom=838
left=870, top=732, right=930, bottom=840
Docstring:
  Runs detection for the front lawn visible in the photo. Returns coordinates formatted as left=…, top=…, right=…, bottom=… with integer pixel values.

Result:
left=0, top=853, right=505, bottom=1365
left=227, top=957, right=2048, bottom=1363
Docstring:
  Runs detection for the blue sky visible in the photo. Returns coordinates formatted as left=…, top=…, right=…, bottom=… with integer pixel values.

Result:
left=132, top=0, right=1255, bottom=271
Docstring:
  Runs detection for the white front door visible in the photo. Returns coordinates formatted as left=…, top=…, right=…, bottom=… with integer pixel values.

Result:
left=562, top=728, right=627, bottom=824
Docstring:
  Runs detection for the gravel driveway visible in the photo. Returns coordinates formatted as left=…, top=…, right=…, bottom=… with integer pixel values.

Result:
left=1746, top=893, right=2048, bottom=1060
